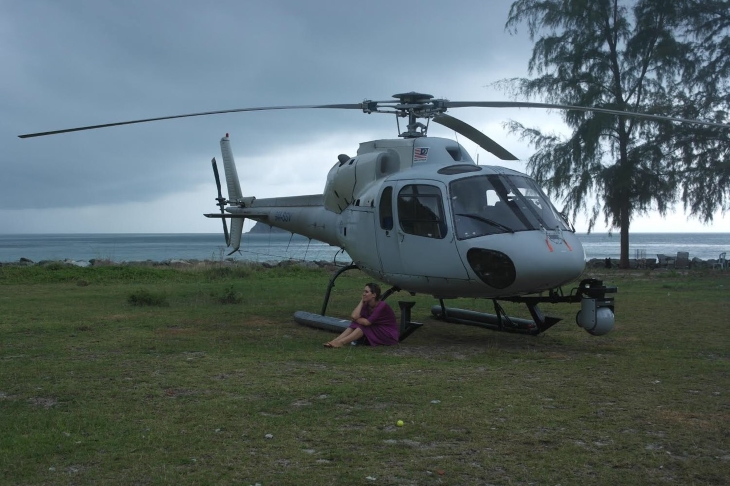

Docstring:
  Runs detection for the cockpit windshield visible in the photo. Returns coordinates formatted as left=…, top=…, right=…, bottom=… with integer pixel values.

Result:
left=449, top=174, right=571, bottom=239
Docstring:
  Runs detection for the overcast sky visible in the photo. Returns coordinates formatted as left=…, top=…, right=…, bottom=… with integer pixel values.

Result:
left=2, top=0, right=726, bottom=234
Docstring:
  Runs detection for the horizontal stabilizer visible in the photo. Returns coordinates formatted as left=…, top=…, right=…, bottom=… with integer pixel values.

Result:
left=204, top=213, right=251, bottom=219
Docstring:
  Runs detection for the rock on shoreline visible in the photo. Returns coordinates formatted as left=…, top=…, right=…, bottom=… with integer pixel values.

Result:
left=2, top=257, right=341, bottom=271
left=2, top=256, right=724, bottom=271
left=586, top=257, right=721, bottom=270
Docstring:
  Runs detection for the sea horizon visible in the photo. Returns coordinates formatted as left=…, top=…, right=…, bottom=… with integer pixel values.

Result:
left=0, top=232, right=727, bottom=264
left=2, top=230, right=728, bottom=235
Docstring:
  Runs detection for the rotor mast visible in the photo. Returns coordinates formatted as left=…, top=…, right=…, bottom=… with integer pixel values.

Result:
left=361, top=91, right=448, bottom=139
left=395, top=91, right=436, bottom=139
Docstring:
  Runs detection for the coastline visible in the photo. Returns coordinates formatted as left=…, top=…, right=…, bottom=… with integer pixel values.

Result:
left=2, top=255, right=724, bottom=272
left=0, top=232, right=727, bottom=265
left=0, top=257, right=342, bottom=272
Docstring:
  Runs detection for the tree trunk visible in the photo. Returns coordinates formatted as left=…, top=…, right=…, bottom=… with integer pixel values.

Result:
left=617, top=119, right=632, bottom=269
left=619, top=204, right=630, bottom=269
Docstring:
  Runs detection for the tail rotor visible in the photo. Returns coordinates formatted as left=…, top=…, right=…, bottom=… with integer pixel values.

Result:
left=205, top=134, right=245, bottom=254
left=211, top=158, right=230, bottom=245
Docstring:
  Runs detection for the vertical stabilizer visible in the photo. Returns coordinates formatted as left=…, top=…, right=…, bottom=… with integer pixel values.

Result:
left=220, top=134, right=243, bottom=201
left=228, top=218, right=244, bottom=255
left=220, top=134, right=244, bottom=253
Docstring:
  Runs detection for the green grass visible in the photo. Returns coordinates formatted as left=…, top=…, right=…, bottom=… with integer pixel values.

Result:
left=0, top=264, right=728, bottom=484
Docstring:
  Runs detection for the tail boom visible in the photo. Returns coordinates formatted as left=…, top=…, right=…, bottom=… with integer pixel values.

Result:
left=228, top=195, right=340, bottom=246
left=207, top=134, right=341, bottom=253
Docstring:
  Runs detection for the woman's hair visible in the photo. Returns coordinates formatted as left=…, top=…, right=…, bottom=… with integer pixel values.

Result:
left=365, top=282, right=382, bottom=300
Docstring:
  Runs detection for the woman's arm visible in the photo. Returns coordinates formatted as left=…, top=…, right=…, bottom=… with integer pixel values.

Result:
left=351, top=300, right=372, bottom=326
left=360, top=302, right=396, bottom=328
left=364, top=301, right=385, bottom=325
left=351, top=300, right=364, bottom=320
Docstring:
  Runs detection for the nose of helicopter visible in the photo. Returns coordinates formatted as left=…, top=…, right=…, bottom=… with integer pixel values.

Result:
left=461, top=231, right=585, bottom=294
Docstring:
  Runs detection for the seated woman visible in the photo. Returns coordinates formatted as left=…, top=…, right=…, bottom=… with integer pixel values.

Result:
left=324, top=283, right=399, bottom=348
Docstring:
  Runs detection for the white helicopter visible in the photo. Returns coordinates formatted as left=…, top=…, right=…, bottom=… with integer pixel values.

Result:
left=20, top=92, right=729, bottom=340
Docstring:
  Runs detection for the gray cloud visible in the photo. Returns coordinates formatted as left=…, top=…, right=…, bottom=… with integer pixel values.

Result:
left=3, top=0, right=534, bottom=218
left=4, top=1, right=721, bottom=233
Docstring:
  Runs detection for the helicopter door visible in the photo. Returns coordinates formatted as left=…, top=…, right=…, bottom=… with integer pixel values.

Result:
left=394, top=182, right=469, bottom=279
left=375, top=185, right=404, bottom=274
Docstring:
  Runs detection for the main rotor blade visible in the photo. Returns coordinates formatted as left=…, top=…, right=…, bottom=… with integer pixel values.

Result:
left=433, top=114, right=518, bottom=161
left=18, top=103, right=364, bottom=138
left=442, top=101, right=730, bottom=129
left=20, top=96, right=729, bottom=139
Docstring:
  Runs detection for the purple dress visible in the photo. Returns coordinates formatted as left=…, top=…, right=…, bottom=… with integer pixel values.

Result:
left=349, top=301, right=399, bottom=346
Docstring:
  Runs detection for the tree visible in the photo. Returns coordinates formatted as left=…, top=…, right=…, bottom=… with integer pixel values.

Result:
left=502, top=0, right=729, bottom=268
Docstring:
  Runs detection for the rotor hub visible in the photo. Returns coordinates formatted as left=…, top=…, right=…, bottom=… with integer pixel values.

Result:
left=392, top=91, right=434, bottom=104
left=382, top=92, right=444, bottom=138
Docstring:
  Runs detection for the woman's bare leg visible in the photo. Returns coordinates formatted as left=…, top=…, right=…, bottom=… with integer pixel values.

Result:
left=328, top=327, right=364, bottom=348
left=325, top=327, right=355, bottom=346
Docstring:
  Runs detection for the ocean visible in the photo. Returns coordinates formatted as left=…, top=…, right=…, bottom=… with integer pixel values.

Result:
left=0, top=232, right=727, bottom=264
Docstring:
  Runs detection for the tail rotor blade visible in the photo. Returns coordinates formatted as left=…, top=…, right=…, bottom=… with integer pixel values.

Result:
left=212, top=158, right=223, bottom=201
left=211, top=158, right=230, bottom=244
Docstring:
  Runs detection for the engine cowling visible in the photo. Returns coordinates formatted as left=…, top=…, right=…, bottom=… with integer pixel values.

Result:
left=323, top=150, right=400, bottom=213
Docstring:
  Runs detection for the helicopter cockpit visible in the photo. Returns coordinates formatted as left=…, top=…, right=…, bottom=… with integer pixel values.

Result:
left=450, top=172, right=571, bottom=239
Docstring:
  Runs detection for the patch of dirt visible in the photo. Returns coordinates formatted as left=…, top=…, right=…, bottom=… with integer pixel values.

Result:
left=382, top=439, right=438, bottom=450
left=155, top=327, right=198, bottom=336
left=163, top=388, right=200, bottom=398
left=28, top=397, right=57, bottom=408
left=657, top=409, right=730, bottom=430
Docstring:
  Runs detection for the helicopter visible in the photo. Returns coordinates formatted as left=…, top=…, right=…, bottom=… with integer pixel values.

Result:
left=19, top=92, right=730, bottom=340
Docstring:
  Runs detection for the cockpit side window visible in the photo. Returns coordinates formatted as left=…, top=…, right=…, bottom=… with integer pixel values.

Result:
left=397, top=184, right=447, bottom=239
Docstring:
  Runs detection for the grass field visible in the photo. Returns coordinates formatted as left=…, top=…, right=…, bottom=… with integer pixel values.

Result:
left=1, top=263, right=728, bottom=485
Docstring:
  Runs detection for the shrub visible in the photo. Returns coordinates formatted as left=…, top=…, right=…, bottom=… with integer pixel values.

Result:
left=127, top=289, right=169, bottom=307
left=202, top=266, right=251, bottom=280
left=212, top=285, right=243, bottom=304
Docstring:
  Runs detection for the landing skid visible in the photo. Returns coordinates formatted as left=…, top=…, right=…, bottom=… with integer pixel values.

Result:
left=430, top=300, right=557, bottom=335
left=293, top=263, right=423, bottom=341
left=431, top=278, right=616, bottom=336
